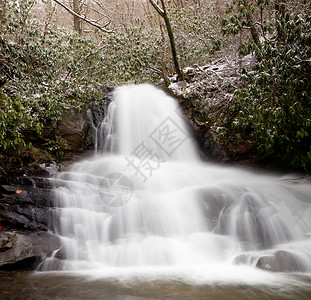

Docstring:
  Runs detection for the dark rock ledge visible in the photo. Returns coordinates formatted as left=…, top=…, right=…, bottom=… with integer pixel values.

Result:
left=0, top=165, right=61, bottom=270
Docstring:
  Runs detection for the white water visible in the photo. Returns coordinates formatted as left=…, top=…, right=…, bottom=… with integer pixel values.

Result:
left=43, top=84, right=311, bottom=286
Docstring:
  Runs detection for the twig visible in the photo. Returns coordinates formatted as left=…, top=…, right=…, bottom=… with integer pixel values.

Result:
left=52, top=0, right=113, bottom=33
left=193, top=64, right=224, bottom=80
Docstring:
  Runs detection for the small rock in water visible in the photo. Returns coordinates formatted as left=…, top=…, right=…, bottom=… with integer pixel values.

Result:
left=256, top=250, right=306, bottom=272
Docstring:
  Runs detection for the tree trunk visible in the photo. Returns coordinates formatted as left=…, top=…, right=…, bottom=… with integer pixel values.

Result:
left=243, top=0, right=260, bottom=45
left=275, top=0, right=286, bottom=17
left=0, top=0, right=7, bottom=32
left=148, top=0, right=184, bottom=81
left=73, top=0, right=81, bottom=34
left=160, top=0, right=184, bottom=80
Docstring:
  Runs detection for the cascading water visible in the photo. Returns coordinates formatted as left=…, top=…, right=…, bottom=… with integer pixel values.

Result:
left=42, top=84, right=311, bottom=287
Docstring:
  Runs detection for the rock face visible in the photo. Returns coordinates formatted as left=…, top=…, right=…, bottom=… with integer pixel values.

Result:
left=89, top=91, right=113, bottom=128
left=167, top=58, right=257, bottom=164
left=15, top=100, right=109, bottom=168
left=0, top=174, right=54, bottom=231
left=56, top=109, right=92, bottom=153
left=196, top=129, right=228, bottom=162
left=0, top=231, right=61, bottom=270
left=0, top=168, right=61, bottom=270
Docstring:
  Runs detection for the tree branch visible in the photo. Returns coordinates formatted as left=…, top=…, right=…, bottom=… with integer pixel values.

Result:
left=52, top=0, right=112, bottom=33
left=148, top=0, right=164, bottom=18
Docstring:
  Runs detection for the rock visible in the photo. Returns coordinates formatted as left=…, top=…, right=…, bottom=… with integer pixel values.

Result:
left=233, top=254, right=257, bottom=265
left=198, top=187, right=233, bottom=232
left=32, top=177, right=54, bottom=189
left=86, top=92, right=113, bottom=153
left=197, top=129, right=228, bottom=162
left=0, top=231, right=61, bottom=270
left=0, top=93, right=114, bottom=271
left=256, top=250, right=306, bottom=272
left=233, top=250, right=308, bottom=273
left=166, top=58, right=261, bottom=164
left=53, top=246, right=66, bottom=260
left=52, top=94, right=112, bottom=158
left=0, top=164, right=63, bottom=270
left=38, top=163, right=60, bottom=177
left=37, top=257, right=64, bottom=271
left=90, top=91, right=113, bottom=128
left=56, top=109, right=91, bottom=152
left=0, top=185, right=54, bottom=231
left=19, top=147, right=53, bottom=166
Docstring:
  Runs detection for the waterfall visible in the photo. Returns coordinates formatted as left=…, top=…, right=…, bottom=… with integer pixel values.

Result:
left=42, top=84, right=311, bottom=284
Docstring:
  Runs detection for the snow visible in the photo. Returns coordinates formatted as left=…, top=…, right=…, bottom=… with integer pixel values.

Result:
left=168, top=82, right=183, bottom=96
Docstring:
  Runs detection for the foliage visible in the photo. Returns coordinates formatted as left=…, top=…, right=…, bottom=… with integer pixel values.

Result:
left=98, top=0, right=222, bottom=84
left=99, top=20, right=163, bottom=85
left=0, top=89, right=40, bottom=152
left=169, top=0, right=222, bottom=68
left=0, top=0, right=109, bottom=155
left=223, top=1, right=311, bottom=169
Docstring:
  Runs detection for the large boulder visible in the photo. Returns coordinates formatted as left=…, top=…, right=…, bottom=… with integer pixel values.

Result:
left=256, top=250, right=307, bottom=272
left=0, top=231, right=61, bottom=270
left=233, top=249, right=308, bottom=272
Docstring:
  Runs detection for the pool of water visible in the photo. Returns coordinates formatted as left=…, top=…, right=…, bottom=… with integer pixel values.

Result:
left=1, top=271, right=311, bottom=300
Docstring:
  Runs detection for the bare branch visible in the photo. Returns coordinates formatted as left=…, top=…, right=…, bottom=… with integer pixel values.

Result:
left=52, top=0, right=113, bottom=33
left=90, top=0, right=110, bottom=15
left=193, top=64, right=224, bottom=80
left=43, top=5, right=57, bottom=40
left=81, top=2, right=111, bottom=21
left=148, top=0, right=164, bottom=18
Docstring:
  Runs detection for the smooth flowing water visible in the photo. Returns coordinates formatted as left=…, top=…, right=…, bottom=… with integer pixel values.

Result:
left=38, top=84, right=311, bottom=298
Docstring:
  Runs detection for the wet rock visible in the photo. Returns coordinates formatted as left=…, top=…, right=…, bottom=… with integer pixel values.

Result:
left=90, top=91, right=113, bottom=128
left=233, top=254, right=248, bottom=265
left=50, top=93, right=113, bottom=157
left=32, top=177, right=54, bottom=189
left=233, top=254, right=257, bottom=265
left=197, top=130, right=228, bottom=162
left=37, top=257, right=63, bottom=271
left=256, top=250, right=306, bottom=272
left=53, top=246, right=66, bottom=260
left=0, top=92, right=114, bottom=271
left=0, top=185, right=54, bottom=231
left=0, top=231, right=61, bottom=269
left=198, top=188, right=233, bottom=232
left=37, top=163, right=60, bottom=177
